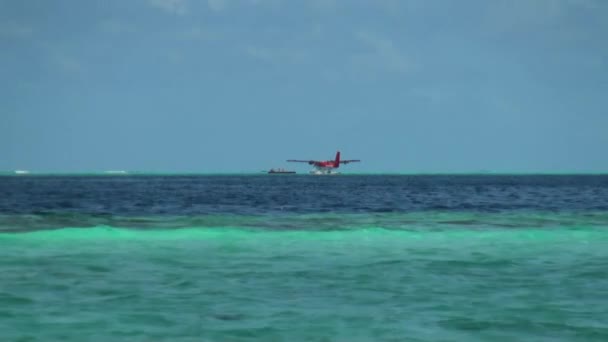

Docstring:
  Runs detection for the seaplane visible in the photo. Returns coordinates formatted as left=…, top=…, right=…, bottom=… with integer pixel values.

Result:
left=287, top=151, right=361, bottom=175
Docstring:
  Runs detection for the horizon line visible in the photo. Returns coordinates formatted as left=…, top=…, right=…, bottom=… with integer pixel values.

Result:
left=2, top=171, right=608, bottom=176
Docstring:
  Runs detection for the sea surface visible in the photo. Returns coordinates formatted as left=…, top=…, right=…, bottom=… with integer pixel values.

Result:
left=1, top=174, right=608, bottom=341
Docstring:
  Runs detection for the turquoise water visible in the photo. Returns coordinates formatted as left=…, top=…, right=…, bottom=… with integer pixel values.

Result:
left=2, top=219, right=607, bottom=341
left=2, top=175, right=608, bottom=341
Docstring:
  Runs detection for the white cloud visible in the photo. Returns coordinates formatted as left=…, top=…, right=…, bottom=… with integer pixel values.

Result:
left=52, top=53, right=83, bottom=74
left=353, top=30, right=411, bottom=74
left=247, top=0, right=283, bottom=7
left=309, top=0, right=337, bottom=12
left=179, top=27, right=219, bottom=41
left=208, top=0, right=285, bottom=12
left=149, top=0, right=188, bottom=15
left=245, top=46, right=308, bottom=64
left=245, top=46, right=273, bottom=62
left=564, top=0, right=605, bottom=10
left=99, top=20, right=136, bottom=34
left=36, top=41, right=84, bottom=74
left=207, top=0, right=227, bottom=12
left=0, top=22, right=34, bottom=38
left=484, top=0, right=607, bottom=34
left=166, top=50, right=184, bottom=64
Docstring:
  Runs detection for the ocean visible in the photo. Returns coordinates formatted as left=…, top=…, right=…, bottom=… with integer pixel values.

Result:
left=1, top=174, right=607, bottom=341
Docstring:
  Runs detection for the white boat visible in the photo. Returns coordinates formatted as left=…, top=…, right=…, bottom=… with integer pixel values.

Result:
left=14, top=170, right=30, bottom=175
left=104, top=170, right=128, bottom=174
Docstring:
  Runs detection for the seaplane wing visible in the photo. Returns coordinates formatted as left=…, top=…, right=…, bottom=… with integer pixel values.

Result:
left=286, top=151, right=360, bottom=174
left=286, top=159, right=316, bottom=164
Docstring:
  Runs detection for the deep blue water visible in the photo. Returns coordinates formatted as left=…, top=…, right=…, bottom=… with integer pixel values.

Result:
left=2, top=175, right=608, bottom=217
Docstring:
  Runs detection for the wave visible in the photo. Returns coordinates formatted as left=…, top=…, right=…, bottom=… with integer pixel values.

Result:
left=1, top=224, right=607, bottom=244
left=1, top=211, right=608, bottom=233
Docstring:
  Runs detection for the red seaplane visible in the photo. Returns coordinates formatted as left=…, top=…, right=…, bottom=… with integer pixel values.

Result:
left=287, top=151, right=361, bottom=175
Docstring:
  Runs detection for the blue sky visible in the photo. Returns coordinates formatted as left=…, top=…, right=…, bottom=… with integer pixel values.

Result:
left=1, top=0, right=607, bottom=173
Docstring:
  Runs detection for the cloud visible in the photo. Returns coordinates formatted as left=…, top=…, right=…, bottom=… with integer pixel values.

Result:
left=148, top=0, right=188, bottom=15
left=207, top=0, right=227, bottom=12
left=36, top=40, right=84, bottom=74
left=166, top=50, right=184, bottom=64
left=353, top=30, right=411, bottom=74
left=99, top=20, right=136, bottom=34
left=563, top=0, right=605, bottom=10
left=309, top=0, right=337, bottom=12
left=248, top=0, right=283, bottom=6
left=0, top=22, right=34, bottom=38
left=245, top=46, right=273, bottom=62
left=179, top=27, right=220, bottom=41
left=208, top=0, right=285, bottom=12
left=52, top=53, right=83, bottom=74
left=244, top=46, right=308, bottom=64
left=483, top=0, right=607, bottom=34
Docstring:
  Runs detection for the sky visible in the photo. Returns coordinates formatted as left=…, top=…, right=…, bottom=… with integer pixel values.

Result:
left=1, top=0, right=607, bottom=173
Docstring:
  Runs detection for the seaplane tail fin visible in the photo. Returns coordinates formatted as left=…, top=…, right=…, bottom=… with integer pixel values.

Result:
left=334, top=151, right=341, bottom=168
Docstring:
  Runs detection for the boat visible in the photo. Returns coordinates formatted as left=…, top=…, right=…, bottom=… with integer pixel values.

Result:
left=14, top=170, right=30, bottom=175
left=104, top=170, right=128, bottom=175
left=268, top=168, right=296, bottom=174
